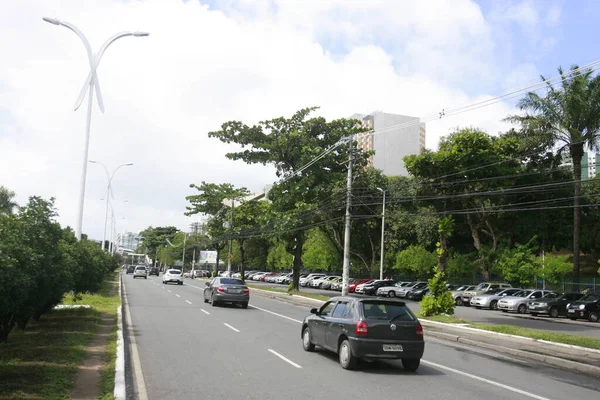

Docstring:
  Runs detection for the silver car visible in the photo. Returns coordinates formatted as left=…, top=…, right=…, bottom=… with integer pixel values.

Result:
left=497, top=289, right=553, bottom=314
left=470, top=288, right=522, bottom=310
left=133, top=265, right=148, bottom=279
left=451, top=285, right=476, bottom=306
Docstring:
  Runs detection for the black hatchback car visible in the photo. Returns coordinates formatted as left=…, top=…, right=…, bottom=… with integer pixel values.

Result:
left=126, top=265, right=135, bottom=274
left=301, top=296, right=424, bottom=370
left=149, top=267, right=159, bottom=276
left=362, top=279, right=395, bottom=296
left=527, top=292, right=583, bottom=318
left=566, top=293, right=600, bottom=322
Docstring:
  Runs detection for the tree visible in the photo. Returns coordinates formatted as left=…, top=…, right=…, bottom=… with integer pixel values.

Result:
left=493, top=240, right=539, bottom=287
left=232, top=200, right=270, bottom=279
left=0, top=186, right=18, bottom=215
left=185, top=181, right=249, bottom=273
left=302, top=229, right=341, bottom=273
left=506, top=65, right=600, bottom=285
left=207, top=107, right=369, bottom=289
left=137, top=226, right=179, bottom=259
left=394, top=245, right=437, bottom=278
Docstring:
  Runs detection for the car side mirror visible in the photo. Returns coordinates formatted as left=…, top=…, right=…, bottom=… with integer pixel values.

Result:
left=310, top=308, right=318, bottom=314
left=205, top=281, right=210, bottom=287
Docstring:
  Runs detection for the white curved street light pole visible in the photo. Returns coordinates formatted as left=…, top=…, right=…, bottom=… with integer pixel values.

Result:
left=376, top=187, right=386, bottom=281
left=90, top=161, right=133, bottom=251
left=42, top=17, right=148, bottom=240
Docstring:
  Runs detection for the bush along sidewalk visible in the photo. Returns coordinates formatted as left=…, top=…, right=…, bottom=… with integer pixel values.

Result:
left=0, top=271, right=121, bottom=400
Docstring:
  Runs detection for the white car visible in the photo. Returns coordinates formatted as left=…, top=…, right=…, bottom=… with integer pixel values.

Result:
left=276, top=273, right=292, bottom=284
left=300, top=273, right=325, bottom=287
left=497, top=289, right=552, bottom=314
left=311, top=276, right=340, bottom=288
left=252, top=272, right=268, bottom=281
left=395, top=282, right=428, bottom=298
left=163, top=269, right=183, bottom=285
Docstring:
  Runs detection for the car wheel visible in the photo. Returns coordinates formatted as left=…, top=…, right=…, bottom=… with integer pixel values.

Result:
left=549, top=307, right=559, bottom=318
left=203, top=294, right=209, bottom=303
left=211, top=294, right=218, bottom=307
left=388, top=291, right=396, bottom=298
left=490, top=300, right=498, bottom=310
left=179, top=282, right=183, bottom=285
left=302, top=327, right=315, bottom=352
left=589, top=311, right=599, bottom=323
left=338, top=339, right=357, bottom=370
left=402, top=358, right=420, bottom=372
left=518, top=304, right=527, bottom=314
left=144, top=277, right=147, bottom=279
left=455, top=298, right=463, bottom=306
left=241, top=302, right=248, bottom=309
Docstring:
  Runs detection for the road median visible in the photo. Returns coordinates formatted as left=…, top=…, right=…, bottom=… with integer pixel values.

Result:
left=249, top=285, right=600, bottom=378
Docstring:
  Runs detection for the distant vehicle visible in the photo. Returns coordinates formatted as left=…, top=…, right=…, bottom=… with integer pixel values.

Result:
left=376, top=282, right=412, bottom=297
left=394, top=282, right=428, bottom=298
left=497, top=289, right=553, bottom=314
left=300, top=273, right=326, bottom=287
left=527, top=292, right=584, bottom=318
left=133, top=265, right=148, bottom=279
left=360, top=279, right=396, bottom=296
left=163, top=269, right=183, bottom=285
left=451, top=285, right=476, bottom=306
left=126, top=265, right=135, bottom=274
left=301, top=297, right=424, bottom=370
left=566, top=293, right=600, bottom=322
left=470, top=288, right=522, bottom=310
left=204, top=277, right=249, bottom=308
left=461, top=282, right=512, bottom=306
left=149, top=267, right=159, bottom=276
left=348, top=278, right=373, bottom=293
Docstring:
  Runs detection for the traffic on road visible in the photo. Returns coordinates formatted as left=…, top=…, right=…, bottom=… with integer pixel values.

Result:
left=122, top=271, right=600, bottom=400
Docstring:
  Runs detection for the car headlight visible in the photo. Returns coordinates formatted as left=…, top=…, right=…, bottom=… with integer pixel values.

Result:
left=566, top=303, right=570, bottom=308
left=579, top=304, right=585, bottom=310
left=538, top=303, right=547, bottom=306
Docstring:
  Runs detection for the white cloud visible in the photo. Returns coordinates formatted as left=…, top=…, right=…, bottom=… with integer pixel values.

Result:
left=546, top=4, right=562, bottom=27
left=0, top=0, right=528, bottom=240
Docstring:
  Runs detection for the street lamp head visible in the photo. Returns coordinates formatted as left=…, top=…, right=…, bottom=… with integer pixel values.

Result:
left=125, top=163, right=134, bottom=166
left=376, top=187, right=384, bottom=193
left=42, top=17, right=61, bottom=25
left=133, top=32, right=150, bottom=37
left=89, top=160, right=97, bottom=164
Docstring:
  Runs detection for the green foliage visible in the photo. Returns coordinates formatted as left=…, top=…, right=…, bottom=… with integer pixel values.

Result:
left=535, top=254, right=573, bottom=284
left=394, top=245, right=437, bottom=277
left=446, top=252, right=477, bottom=280
left=267, top=241, right=293, bottom=269
left=0, top=186, right=18, bottom=215
left=302, top=229, right=340, bottom=272
left=419, top=268, right=455, bottom=316
left=0, top=194, right=117, bottom=342
left=493, top=241, right=539, bottom=286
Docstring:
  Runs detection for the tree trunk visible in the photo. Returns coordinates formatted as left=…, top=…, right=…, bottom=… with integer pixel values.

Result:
left=292, top=232, right=305, bottom=291
left=467, top=214, right=489, bottom=280
left=238, top=238, right=245, bottom=281
left=0, top=314, right=15, bottom=343
left=438, top=230, right=448, bottom=272
left=571, top=144, right=584, bottom=290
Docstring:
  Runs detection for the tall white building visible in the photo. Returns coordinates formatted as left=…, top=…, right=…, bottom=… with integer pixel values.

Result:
left=350, top=111, right=426, bottom=176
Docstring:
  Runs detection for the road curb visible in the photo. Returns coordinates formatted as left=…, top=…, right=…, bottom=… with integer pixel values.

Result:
left=250, top=286, right=325, bottom=306
left=114, top=273, right=126, bottom=399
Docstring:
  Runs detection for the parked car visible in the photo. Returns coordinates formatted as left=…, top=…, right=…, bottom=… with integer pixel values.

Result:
left=461, top=282, right=513, bottom=306
left=376, top=282, right=413, bottom=297
left=361, top=279, right=396, bottom=296
left=301, top=297, right=424, bottom=370
left=566, top=293, right=600, bottom=322
left=395, top=282, right=428, bottom=298
left=183, top=271, right=192, bottom=278
left=133, top=265, right=148, bottom=279
left=276, top=273, right=292, bottom=284
left=406, top=286, right=430, bottom=301
left=322, top=277, right=343, bottom=290
left=470, top=288, right=522, bottom=309
left=451, top=285, right=476, bottom=305
left=203, top=277, right=249, bottom=308
left=162, top=269, right=184, bottom=285
left=311, top=276, right=341, bottom=289
left=300, top=273, right=326, bottom=287
left=126, top=265, right=135, bottom=274
left=497, top=289, right=553, bottom=314
left=251, top=272, right=268, bottom=281
left=348, top=278, right=373, bottom=293
left=149, top=266, right=159, bottom=276
left=527, top=292, right=584, bottom=318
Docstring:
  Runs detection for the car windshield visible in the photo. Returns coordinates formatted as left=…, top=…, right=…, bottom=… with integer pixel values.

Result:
left=167, top=270, right=181, bottom=275
left=485, top=288, right=502, bottom=295
left=542, top=292, right=561, bottom=299
left=220, top=278, right=244, bottom=285
left=580, top=294, right=600, bottom=302
left=414, top=282, right=427, bottom=289
left=361, top=301, right=415, bottom=321
left=512, top=290, right=531, bottom=297
left=473, top=283, right=489, bottom=290
left=135, top=267, right=145, bottom=271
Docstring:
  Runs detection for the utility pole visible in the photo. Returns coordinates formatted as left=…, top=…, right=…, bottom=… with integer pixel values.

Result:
left=227, top=199, right=235, bottom=273
left=377, top=188, right=386, bottom=280
left=181, top=233, right=187, bottom=272
left=341, top=136, right=355, bottom=296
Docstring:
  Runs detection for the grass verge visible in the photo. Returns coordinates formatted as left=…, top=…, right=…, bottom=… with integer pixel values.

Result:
left=470, top=323, right=600, bottom=350
left=417, top=313, right=468, bottom=324
left=0, top=270, right=121, bottom=400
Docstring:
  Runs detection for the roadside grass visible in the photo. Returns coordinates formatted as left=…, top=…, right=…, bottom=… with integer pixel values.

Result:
left=470, top=323, right=600, bottom=350
left=0, top=271, right=120, bottom=400
left=418, top=313, right=468, bottom=324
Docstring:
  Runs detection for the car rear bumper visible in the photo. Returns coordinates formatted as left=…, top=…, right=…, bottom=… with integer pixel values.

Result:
left=164, top=278, right=183, bottom=283
left=348, top=337, right=424, bottom=360
left=214, top=292, right=250, bottom=303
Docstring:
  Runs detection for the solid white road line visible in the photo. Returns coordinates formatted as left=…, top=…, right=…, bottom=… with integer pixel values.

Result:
left=223, top=323, right=240, bottom=332
left=201, top=309, right=210, bottom=315
left=167, top=290, right=172, bottom=293
left=249, top=305, right=302, bottom=324
left=176, top=294, right=181, bottom=298
left=186, top=300, right=192, bottom=305
left=267, top=349, right=302, bottom=369
left=187, top=284, right=205, bottom=291
left=421, top=360, right=550, bottom=400
left=122, top=279, right=148, bottom=400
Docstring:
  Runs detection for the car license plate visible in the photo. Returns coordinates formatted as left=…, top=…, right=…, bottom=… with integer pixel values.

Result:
left=529, top=306, right=536, bottom=309
left=568, top=309, right=575, bottom=313
left=382, top=344, right=403, bottom=352
left=229, top=288, right=241, bottom=293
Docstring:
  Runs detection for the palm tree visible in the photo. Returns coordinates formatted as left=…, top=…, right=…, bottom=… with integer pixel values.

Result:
left=506, top=65, right=600, bottom=287
left=0, top=186, right=18, bottom=215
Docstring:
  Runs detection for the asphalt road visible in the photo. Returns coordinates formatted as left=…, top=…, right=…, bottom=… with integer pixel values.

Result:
left=248, top=281, right=600, bottom=338
left=123, top=274, right=600, bottom=400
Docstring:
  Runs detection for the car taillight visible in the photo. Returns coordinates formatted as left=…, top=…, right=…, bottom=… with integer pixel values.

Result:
left=355, top=320, right=368, bottom=336
left=216, top=286, right=226, bottom=293
left=243, top=288, right=250, bottom=294
left=416, top=323, right=423, bottom=337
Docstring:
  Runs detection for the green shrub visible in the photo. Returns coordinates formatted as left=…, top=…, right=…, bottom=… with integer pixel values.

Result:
left=419, top=267, right=455, bottom=316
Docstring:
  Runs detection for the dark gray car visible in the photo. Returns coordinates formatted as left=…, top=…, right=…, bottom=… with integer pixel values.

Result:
left=301, top=296, right=424, bottom=370
left=203, top=277, right=250, bottom=308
